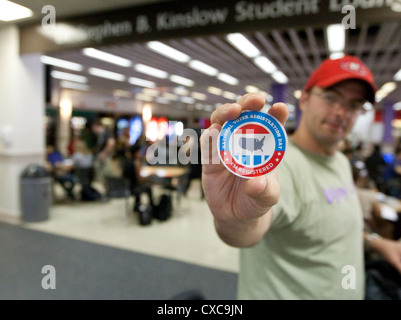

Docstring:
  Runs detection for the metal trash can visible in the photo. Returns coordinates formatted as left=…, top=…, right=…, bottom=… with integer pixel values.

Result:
left=20, top=164, right=52, bottom=222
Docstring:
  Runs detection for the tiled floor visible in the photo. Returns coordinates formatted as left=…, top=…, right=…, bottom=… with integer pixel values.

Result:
left=22, top=180, right=239, bottom=274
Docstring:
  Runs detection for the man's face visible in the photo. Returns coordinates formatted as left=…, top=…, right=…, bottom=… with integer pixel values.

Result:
left=300, top=79, right=367, bottom=147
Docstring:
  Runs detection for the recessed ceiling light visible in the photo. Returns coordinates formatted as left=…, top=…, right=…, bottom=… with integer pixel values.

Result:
left=226, top=33, right=261, bottom=58
left=51, top=70, right=88, bottom=83
left=271, top=70, right=288, bottom=84
left=88, top=67, right=125, bottom=81
left=253, top=56, right=277, bottom=74
left=147, top=41, right=191, bottom=63
left=83, top=48, right=132, bottom=67
left=40, top=56, right=83, bottom=72
left=128, top=77, right=156, bottom=88
left=217, top=73, right=239, bottom=86
left=170, top=75, right=194, bottom=87
left=134, top=64, right=168, bottom=79
left=326, top=24, right=345, bottom=54
left=0, top=0, right=33, bottom=22
left=59, top=81, right=90, bottom=91
left=189, top=60, right=219, bottom=76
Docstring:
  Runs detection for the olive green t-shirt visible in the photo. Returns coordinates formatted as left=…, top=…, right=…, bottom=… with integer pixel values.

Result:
left=238, top=139, right=364, bottom=300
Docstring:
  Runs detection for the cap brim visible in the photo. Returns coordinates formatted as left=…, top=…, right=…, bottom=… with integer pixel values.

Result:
left=318, top=73, right=376, bottom=104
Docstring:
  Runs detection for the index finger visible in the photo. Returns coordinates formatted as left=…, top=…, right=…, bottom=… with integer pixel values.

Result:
left=211, top=93, right=266, bottom=126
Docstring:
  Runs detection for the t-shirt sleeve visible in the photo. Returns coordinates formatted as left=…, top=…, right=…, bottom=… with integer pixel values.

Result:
left=270, top=160, right=302, bottom=229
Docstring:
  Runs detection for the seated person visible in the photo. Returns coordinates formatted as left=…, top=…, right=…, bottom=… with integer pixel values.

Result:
left=353, top=162, right=398, bottom=240
left=72, top=140, right=98, bottom=200
left=122, top=144, right=154, bottom=212
left=46, top=145, right=76, bottom=200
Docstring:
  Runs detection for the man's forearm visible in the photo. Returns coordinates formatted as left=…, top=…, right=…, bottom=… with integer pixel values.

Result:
left=214, top=210, right=272, bottom=248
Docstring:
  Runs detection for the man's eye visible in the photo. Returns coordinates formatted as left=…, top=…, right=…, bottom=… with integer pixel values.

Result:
left=350, top=102, right=363, bottom=110
left=324, top=93, right=338, bottom=103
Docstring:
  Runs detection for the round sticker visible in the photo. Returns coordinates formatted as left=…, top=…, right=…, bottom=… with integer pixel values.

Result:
left=217, top=110, right=287, bottom=179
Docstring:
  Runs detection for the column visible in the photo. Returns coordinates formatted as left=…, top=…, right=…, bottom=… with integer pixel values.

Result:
left=383, top=101, right=394, bottom=145
left=271, top=83, right=286, bottom=104
left=0, top=25, right=45, bottom=223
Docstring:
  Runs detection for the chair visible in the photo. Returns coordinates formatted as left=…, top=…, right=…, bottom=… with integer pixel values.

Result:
left=74, top=168, right=94, bottom=190
left=104, top=176, right=131, bottom=223
left=161, top=170, right=191, bottom=209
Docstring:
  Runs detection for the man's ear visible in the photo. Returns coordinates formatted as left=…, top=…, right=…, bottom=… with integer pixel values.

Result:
left=299, top=90, right=309, bottom=112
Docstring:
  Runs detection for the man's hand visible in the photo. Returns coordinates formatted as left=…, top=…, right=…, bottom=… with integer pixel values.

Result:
left=370, top=237, right=401, bottom=274
left=200, top=93, right=289, bottom=247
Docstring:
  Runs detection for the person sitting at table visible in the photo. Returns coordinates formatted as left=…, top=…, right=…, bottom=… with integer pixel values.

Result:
left=352, top=161, right=399, bottom=240
left=122, top=143, right=155, bottom=212
left=46, top=145, right=76, bottom=200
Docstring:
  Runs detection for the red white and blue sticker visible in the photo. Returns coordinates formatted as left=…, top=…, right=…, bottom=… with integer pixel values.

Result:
left=218, top=110, right=287, bottom=179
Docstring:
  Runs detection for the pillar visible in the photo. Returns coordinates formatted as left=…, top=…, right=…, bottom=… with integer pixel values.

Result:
left=0, top=25, right=45, bottom=223
left=383, top=101, right=394, bottom=145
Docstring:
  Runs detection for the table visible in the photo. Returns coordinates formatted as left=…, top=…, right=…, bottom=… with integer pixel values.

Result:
left=140, top=165, right=189, bottom=179
left=140, top=165, right=190, bottom=207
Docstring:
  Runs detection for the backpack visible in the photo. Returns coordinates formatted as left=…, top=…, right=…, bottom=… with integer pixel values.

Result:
left=138, top=204, right=153, bottom=226
left=154, top=194, right=172, bottom=221
left=81, top=186, right=102, bottom=201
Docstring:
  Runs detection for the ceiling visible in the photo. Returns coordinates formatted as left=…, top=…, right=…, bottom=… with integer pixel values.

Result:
left=8, top=0, right=401, bottom=114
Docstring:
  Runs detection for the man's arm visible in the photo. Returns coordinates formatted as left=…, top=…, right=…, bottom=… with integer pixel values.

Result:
left=201, top=93, right=288, bottom=248
left=364, top=232, right=401, bottom=273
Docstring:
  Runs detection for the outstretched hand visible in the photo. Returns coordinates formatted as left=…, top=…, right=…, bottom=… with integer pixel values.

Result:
left=200, top=93, right=288, bottom=246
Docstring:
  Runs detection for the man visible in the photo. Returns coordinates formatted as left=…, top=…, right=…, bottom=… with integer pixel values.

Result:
left=46, top=145, right=76, bottom=200
left=200, top=55, right=401, bottom=299
left=90, top=119, right=116, bottom=184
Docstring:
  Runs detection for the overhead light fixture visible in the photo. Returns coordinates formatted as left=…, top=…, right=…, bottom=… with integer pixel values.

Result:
left=271, top=70, right=289, bottom=84
left=147, top=41, right=191, bottom=63
left=393, top=102, right=401, bottom=111
left=180, top=96, right=195, bottom=104
left=0, top=0, right=33, bottom=21
left=59, top=80, right=90, bottom=91
left=155, top=97, right=170, bottom=104
left=82, top=48, right=132, bottom=67
left=189, top=60, right=219, bottom=76
left=253, top=56, right=277, bottom=74
left=191, top=92, right=207, bottom=101
left=381, top=81, right=397, bottom=94
left=222, top=91, right=238, bottom=100
left=113, top=90, right=132, bottom=98
left=293, top=90, right=302, bottom=99
left=51, top=70, right=88, bottom=83
left=162, top=92, right=179, bottom=101
left=226, top=33, right=261, bottom=58
left=136, top=93, right=153, bottom=102
left=174, top=87, right=190, bottom=96
left=245, top=85, right=259, bottom=93
left=135, top=64, right=168, bottom=79
left=394, top=68, right=401, bottom=81
left=375, top=82, right=397, bottom=102
left=207, top=86, right=223, bottom=96
left=88, top=67, right=125, bottom=81
left=170, top=75, right=194, bottom=87
left=40, top=56, right=83, bottom=71
left=326, top=24, right=345, bottom=55
left=217, top=73, right=239, bottom=85
left=128, top=77, right=156, bottom=88
left=142, top=88, right=159, bottom=96
left=330, top=52, right=345, bottom=59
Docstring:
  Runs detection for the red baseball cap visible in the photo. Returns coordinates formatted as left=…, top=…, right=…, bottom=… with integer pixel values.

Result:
left=304, top=55, right=377, bottom=103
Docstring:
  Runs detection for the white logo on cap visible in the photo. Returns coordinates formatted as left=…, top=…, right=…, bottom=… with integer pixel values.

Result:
left=341, top=61, right=367, bottom=76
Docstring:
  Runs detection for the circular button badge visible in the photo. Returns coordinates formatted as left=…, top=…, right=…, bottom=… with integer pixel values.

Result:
left=217, top=110, right=287, bottom=179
